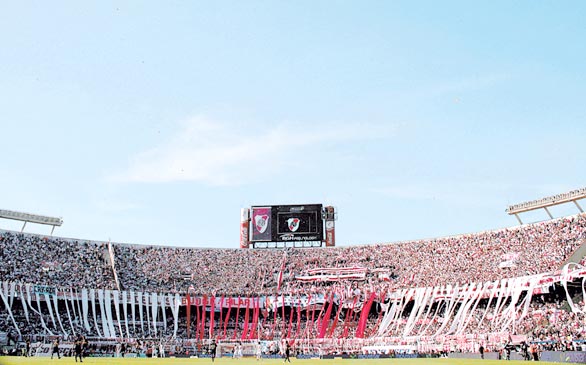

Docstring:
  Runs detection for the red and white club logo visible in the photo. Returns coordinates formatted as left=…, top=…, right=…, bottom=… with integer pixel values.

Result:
left=287, top=218, right=300, bottom=232
left=255, top=215, right=269, bottom=233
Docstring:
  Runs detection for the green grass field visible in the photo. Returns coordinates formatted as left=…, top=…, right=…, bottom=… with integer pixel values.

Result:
left=0, top=358, right=566, bottom=365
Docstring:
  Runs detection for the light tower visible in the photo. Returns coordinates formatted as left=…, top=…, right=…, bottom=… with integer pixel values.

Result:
left=0, top=209, right=63, bottom=235
left=506, top=187, right=586, bottom=224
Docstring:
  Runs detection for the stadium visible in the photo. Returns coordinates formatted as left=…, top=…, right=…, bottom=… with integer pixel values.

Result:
left=2, top=189, right=586, bottom=365
left=3, top=2, right=586, bottom=365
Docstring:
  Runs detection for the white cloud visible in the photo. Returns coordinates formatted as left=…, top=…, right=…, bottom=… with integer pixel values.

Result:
left=111, top=116, right=394, bottom=185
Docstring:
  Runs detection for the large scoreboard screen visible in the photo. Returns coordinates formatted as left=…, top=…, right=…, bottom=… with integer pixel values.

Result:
left=250, top=204, right=323, bottom=242
left=275, top=204, right=323, bottom=242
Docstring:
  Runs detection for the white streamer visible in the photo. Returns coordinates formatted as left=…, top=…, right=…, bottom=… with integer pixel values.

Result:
left=44, top=293, right=57, bottom=330
left=75, top=289, right=83, bottom=325
left=161, top=294, right=167, bottom=332
left=172, top=294, right=180, bottom=338
left=122, top=291, right=130, bottom=338
left=0, top=288, right=21, bottom=337
left=104, top=290, right=116, bottom=337
left=130, top=291, right=136, bottom=335
left=69, top=288, right=78, bottom=324
left=138, top=292, right=144, bottom=335
left=35, top=291, right=53, bottom=335
left=9, top=282, right=16, bottom=308
left=112, top=291, right=123, bottom=338
left=97, top=290, right=111, bottom=338
left=81, top=289, right=91, bottom=332
left=90, top=289, right=102, bottom=337
left=63, top=291, right=76, bottom=336
left=52, top=293, right=68, bottom=337
left=18, top=284, right=29, bottom=323
left=151, top=293, right=158, bottom=336
left=145, top=292, right=151, bottom=335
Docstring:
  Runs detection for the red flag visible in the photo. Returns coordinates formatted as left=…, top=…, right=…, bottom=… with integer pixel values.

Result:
left=294, top=297, right=302, bottom=339
left=250, top=297, right=260, bottom=339
left=303, top=294, right=312, bottom=338
left=277, top=251, right=287, bottom=292
left=200, top=295, right=207, bottom=340
left=217, top=295, right=224, bottom=338
left=355, top=292, right=376, bottom=338
left=318, top=293, right=334, bottom=338
left=195, top=300, right=201, bottom=340
left=186, top=295, right=192, bottom=339
left=209, top=296, right=216, bottom=339
left=281, top=295, right=286, bottom=336
left=233, top=298, right=242, bottom=340
left=271, top=296, right=278, bottom=339
left=369, top=290, right=387, bottom=337
left=327, top=296, right=345, bottom=338
left=242, top=298, right=250, bottom=339
left=314, top=294, right=328, bottom=336
left=287, top=297, right=295, bottom=338
left=223, top=297, right=232, bottom=339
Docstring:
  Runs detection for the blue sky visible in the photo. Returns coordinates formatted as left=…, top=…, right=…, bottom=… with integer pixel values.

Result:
left=1, top=1, right=585, bottom=247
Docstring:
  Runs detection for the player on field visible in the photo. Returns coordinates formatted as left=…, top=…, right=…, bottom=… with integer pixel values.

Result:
left=74, top=337, right=83, bottom=362
left=236, top=342, right=243, bottom=359
left=50, top=338, right=61, bottom=360
left=283, top=340, right=291, bottom=363
left=210, top=339, right=217, bottom=362
left=255, top=341, right=263, bottom=361
left=25, top=338, right=30, bottom=357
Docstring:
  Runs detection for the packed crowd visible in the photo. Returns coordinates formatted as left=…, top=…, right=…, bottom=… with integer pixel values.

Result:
left=113, top=245, right=283, bottom=295
left=1, top=214, right=586, bottom=350
left=0, top=232, right=115, bottom=289
left=517, top=299, right=586, bottom=346
left=113, top=213, right=586, bottom=295
left=1, top=214, right=586, bottom=296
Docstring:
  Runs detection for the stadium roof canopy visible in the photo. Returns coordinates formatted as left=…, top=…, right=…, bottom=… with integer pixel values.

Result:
left=506, top=187, right=586, bottom=224
left=0, top=209, right=63, bottom=235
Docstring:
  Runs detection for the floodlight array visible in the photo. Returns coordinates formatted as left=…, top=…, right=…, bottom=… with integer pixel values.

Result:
left=0, top=209, right=63, bottom=226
